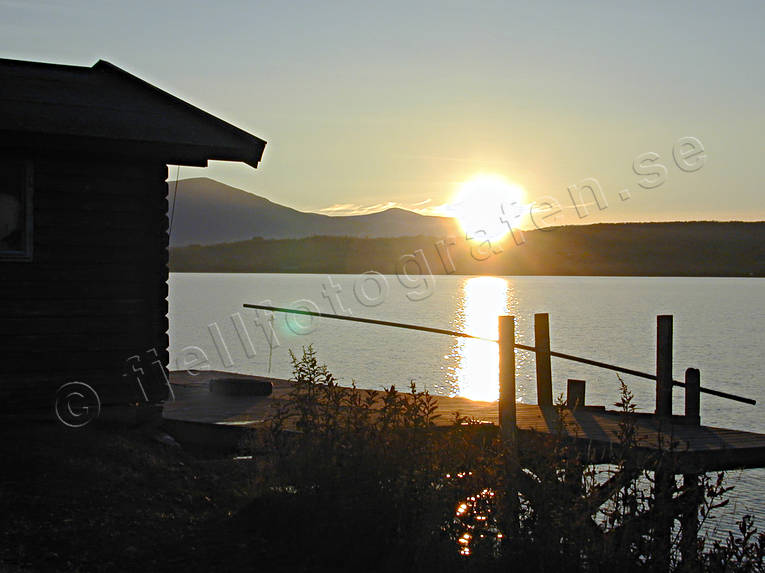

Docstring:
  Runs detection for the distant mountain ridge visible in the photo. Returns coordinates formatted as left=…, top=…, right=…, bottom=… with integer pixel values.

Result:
left=170, top=221, right=765, bottom=276
left=168, top=177, right=459, bottom=246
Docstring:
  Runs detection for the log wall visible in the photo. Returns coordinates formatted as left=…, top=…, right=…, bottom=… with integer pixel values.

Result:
left=1, top=153, right=170, bottom=409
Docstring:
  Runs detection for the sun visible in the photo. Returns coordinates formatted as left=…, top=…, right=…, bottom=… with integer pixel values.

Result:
left=448, top=173, right=526, bottom=242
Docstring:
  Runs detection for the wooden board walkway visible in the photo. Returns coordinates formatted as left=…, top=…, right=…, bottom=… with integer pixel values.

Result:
left=164, top=371, right=765, bottom=471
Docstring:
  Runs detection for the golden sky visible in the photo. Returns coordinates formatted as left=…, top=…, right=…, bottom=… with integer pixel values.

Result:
left=2, top=0, right=763, bottom=226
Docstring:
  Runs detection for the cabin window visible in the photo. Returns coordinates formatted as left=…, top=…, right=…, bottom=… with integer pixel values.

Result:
left=0, top=159, right=33, bottom=261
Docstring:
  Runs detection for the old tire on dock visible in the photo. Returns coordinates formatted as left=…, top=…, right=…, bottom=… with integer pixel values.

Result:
left=208, top=377, right=273, bottom=397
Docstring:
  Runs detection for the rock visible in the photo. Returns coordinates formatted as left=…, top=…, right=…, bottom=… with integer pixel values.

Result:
left=153, top=432, right=181, bottom=447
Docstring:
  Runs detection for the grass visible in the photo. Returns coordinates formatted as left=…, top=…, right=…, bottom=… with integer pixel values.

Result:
left=1, top=349, right=763, bottom=572
left=0, top=420, right=258, bottom=572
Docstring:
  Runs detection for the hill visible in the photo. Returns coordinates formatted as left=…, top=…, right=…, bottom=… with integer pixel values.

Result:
left=168, top=177, right=459, bottom=246
left=170, top=221, right=765, bottom=276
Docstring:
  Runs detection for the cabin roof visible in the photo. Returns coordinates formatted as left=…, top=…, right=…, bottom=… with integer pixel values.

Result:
left=0, top=58, right=266, bottom=168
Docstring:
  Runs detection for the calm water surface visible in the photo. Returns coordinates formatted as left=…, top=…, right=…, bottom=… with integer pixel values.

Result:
left=169, top=273, right=765, bottom=534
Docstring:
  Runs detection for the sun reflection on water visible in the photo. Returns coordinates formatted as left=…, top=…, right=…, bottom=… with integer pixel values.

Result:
left=451, top=276, right=512, bottom=402
left=448, top=478, right=502, bottom=558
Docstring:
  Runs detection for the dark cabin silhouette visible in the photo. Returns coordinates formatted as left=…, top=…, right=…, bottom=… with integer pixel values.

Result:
left=0, top=57, right=266, bottom=413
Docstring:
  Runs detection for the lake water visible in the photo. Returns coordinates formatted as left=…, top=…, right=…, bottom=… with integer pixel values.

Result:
left=169, top=273, right=765, bottom=536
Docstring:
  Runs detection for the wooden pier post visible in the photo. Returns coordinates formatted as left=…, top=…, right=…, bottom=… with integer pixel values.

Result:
left=656, top=315, right=673, bottom=418
left=498, top=315, right=517, bottom=443
left=534, top=313, right=553, bottom=407
left=680, top=366, right=702, bottom=567
left=498, top=315, right=520, bottom=537
left=654, top=316, right=674, bottom=566
left=685, top=367, right=700, bottom=426
left=680, top=472, right=702, bottom=569
left=654, top=462, right=674, bottom=570
left=567, top=379, right=586, bottom=409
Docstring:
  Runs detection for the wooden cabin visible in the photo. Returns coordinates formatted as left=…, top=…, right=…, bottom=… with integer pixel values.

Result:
left=0, top=58, right=266, bottom=414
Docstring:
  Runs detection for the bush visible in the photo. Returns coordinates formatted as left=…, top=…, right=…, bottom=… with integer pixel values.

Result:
left=243, top=347, right=764, bottom=573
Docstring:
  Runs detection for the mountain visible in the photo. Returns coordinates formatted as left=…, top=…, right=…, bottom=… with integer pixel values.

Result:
left=170, top=222, right=765, bottom=276
left=167, top=177, right=460, bottom=246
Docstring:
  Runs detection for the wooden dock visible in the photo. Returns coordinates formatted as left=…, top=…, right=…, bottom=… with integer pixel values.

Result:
left=164, top=369, right=765, bottom=472
left=166, top=309, right=763, bottom=567
left=164, top=312, right=765, bottom=474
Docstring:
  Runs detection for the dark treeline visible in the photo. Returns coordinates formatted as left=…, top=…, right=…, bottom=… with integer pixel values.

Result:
left=170, top=221, right=765, bottom=277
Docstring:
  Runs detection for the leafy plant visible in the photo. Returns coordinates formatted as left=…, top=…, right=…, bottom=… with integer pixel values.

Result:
left=243, top=348, right=764, bottom=572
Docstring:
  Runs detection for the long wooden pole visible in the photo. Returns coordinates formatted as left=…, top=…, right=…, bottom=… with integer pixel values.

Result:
left=242, top=304, right=756, bottom=405
left=243, top=303, right=498, bottom=341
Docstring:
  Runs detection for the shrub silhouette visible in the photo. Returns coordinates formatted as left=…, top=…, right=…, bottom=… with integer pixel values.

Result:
left=243, top=347, right=764, bottom=572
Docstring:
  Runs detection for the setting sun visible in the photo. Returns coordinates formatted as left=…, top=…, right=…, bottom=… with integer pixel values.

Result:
left=448, top=173, right=526, bottom=242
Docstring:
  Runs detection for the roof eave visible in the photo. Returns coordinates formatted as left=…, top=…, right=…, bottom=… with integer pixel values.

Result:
left=93, top=60, right=267, bottom=168
left=0, top=129, right=266, bottom=168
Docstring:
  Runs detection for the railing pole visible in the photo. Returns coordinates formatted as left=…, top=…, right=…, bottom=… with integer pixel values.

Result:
left=534, top=313, right=553, bottom=407
left=499, top=315, right=517, bottom=444
left=685, top=368, right=701, bottom=426
left=656, top=315, right=673, bottom=418
left=242, top=304, right=757, bottom=406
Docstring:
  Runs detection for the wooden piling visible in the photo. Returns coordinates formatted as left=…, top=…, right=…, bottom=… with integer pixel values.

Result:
left=498, top=315, right=520, bottom=536
left=654, top=463, right=675, bottom=570
left=498, top=315, right=517, bottom=443
left=656, top=315, right=673, bottom=418
left=654, top=316, right=675, bottom=566
left=534, top=313, right=553, bottom=407
left=680, top=473, right=702, bottom=569
left=567, top=379, right=586, bottom=409
left=685, top=368, right=700, bottom=426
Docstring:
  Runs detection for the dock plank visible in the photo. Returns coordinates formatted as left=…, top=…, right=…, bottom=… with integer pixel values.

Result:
left=165, top=371, right=765, bottom=471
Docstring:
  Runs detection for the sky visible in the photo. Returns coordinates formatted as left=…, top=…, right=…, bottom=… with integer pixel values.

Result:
left=2, top=0, right=763, bottom=227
